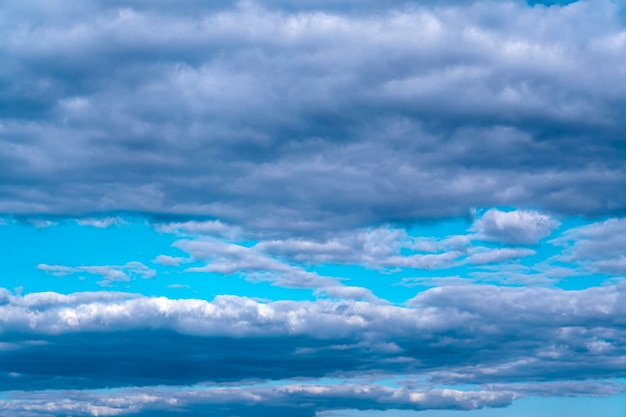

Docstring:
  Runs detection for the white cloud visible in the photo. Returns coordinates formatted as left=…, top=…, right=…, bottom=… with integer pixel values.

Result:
left=175, top=238, right=382, bottom=299
left=37, top=262, right=156, bottom=286
left=0, top=383, right=517, bottom=417
left=153, top=255, right=187, bottom=267
left=155, top=220, right=237, bottom=237
left=553, top=218, right=626, bottom=274
left=76, top=217, right=128, bottom=228
left=472, top=209, right=559, bottom=244
left=465, top=247, right=536, bottom=265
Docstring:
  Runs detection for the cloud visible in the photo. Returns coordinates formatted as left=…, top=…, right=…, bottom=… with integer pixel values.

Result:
left=28, top=219, right=57, bottom=228
left=37, top=262, right=156, bottom=286
left=472, top=209, right=560, bottom=245
left=465, top=247, right=536, bottom=265
left=0, top=384, right=518, bottom=417
left=153, top=255, right=187, bottom=267
left=255, top=228, right=463, bottom=269
left=553, top=218, right=626, bottom=274
left=76, top=217, right=128, bottom=228
left=154, top=220, right=237, bottom=237
left=2, top=284, right=626, bottom=392
left=175, top=238, right=380, bottom=300
left=0, top=1, right=625, bottom=235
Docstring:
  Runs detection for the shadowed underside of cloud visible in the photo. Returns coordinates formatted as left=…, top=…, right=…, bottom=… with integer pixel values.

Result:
left=2, top=283, right=626, bottom=393
left=1, top=0, right=626, bottom=234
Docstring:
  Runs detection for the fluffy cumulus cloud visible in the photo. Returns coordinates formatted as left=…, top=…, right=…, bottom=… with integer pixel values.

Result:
left=0, top=0, right=626, bottom=234
left=4, top=1, right=626, bottom=416
left=2, top=285, right=626, bottom=394
left=471, top=209, right=560, bottom=245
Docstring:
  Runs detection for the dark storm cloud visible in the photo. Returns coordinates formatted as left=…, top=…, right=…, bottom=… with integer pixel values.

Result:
left=1, top=0, right=626, bottom=234
left=2, top=283, right=626, bottom=392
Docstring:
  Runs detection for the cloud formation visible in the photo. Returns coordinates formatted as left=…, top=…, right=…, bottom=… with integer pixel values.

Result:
left=0, top=384, right=518, bottom=417
left=1, top=0, right=626, bottom=235
left=3, top=1, right=626, bottom=415
left=471, top=209, right=560, bottom=245
left=2, top=283, right=626, bottom=393
left=37, top=262, right=156, bottom=286
left=554, top=218, right=626, bottom=274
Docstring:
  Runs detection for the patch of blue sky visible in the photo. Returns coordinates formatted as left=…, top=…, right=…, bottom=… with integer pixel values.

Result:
left=406, top=216, right=473, bottom=241
left=0, top=219, right=168, bottom=294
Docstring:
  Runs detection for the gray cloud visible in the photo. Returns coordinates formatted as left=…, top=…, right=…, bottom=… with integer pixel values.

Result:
left=153, top=254, right=187, bottom=267
left=1, top=0, right=626, bottom=235
left=553, top=218, right=626, bottom=275
left=2, top=283, right=626, bottom=392
left=471, top=209, right=560, bottom=245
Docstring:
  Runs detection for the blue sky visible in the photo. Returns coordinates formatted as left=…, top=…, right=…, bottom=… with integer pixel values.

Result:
left=2, top=0, right=626, bottom=416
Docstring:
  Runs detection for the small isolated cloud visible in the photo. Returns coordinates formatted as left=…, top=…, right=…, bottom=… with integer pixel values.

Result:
left=28, top=219, right=57, bottom=228
left=153, top=255, right=187, bottom=267
left=167, top=284, right=191, bottom=289
left=37, top=262, right=156, bottom=286
left=155, top=220, right=237, bottom=237
left=472, top=209, right=559, bottom=245
left=76, top=217, right=127, bottom=228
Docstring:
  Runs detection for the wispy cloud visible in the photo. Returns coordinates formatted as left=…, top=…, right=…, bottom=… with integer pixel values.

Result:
left=37, top=262, right=156, bottom=286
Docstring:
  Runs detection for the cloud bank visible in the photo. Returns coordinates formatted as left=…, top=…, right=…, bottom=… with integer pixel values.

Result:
left=1, top=0, right=626, bottom=234
left=2, top=284, right=626, bottom=392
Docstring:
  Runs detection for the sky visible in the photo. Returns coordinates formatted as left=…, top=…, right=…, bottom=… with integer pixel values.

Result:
left=2, top=0, right=626, bottom=416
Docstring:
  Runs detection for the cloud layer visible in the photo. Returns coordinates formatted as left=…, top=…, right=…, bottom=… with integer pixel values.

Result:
left=2, top=283, right=626, bottom=392
left=3, top=1, right=626, bottom=416
left=1, top=0, right=626, bottom=234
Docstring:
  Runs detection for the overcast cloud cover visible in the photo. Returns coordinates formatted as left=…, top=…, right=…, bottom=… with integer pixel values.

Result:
left=2, top=0, right=626, bottom=233
left=2, top=0, right=626, bottom=416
